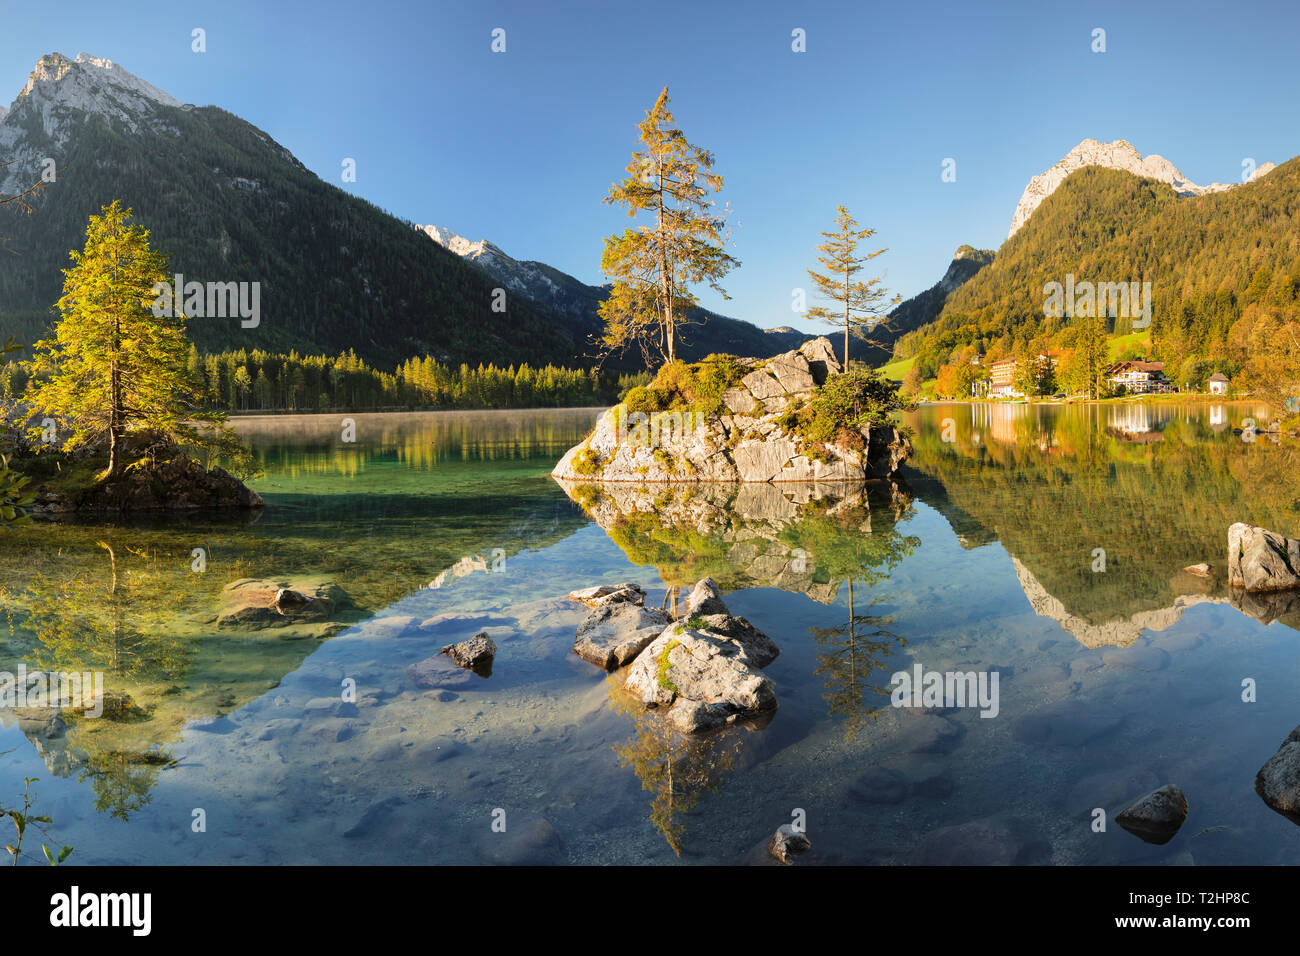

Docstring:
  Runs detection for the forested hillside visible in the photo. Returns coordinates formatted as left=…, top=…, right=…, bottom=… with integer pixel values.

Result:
left=894, top=159, right=1300, bottom=388
left=0, top=105, right=592, bottom=369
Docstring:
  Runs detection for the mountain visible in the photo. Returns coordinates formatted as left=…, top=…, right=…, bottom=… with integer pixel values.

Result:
left=0, top=53, right=799, bottom=372
left=858, top=244, right=994, bottom=366
left=894, top=154, right=1300, bottom=383
left=0, top=53, right=596, bottom=369
left=1007, top=138, right=1275, bottom=238
left=416, top=223, right=813, bottom=364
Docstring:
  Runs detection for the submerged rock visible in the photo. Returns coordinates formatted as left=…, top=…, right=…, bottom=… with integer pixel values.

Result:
left=1255, top=725, right=1300, bottom=823
left=407, top=653, right=477, bottom=690
left=898, top=714, right=963, bottom=754
left=573, top=603, right=672, bottom=670
left=475, top=816, right=564, bottom=866
left=849, top=767, right=909, bottom=805
left=1064, top=767, right=1161, bottom=820
left=911, top=816, right=1049, bottom=865
left=440, top=632, right=496, bottom=676
left=216, top=579, right=346, bottom=629
left=1012, top=701, right=1122, bottom=748
left=1115, top=784, right=1189, bottom=845
left=1228, top=523, right=1300, bottom=592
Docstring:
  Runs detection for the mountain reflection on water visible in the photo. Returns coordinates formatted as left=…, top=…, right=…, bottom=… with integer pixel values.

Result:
left=2, top=403, right=1299, bottom=864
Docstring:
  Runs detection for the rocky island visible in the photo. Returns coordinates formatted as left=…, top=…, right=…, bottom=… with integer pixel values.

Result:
left=551, top=337, right=912, bottom=484
left=12, top=431, right=263, bottom=518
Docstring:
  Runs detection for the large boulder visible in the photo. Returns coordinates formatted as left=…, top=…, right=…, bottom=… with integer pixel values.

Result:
left=571, top=576, right=780, bottom=677
left=217, top=578, right=345, bottom=629
left=1255, top=725, right=1300, bottom=823
left=550, top=336, right=911, bottom=484
left=798, top=338, right=839, bottom=384
left=573, top=603, right=672, bottom=670
left=693, top=613, right=780, bottom=668
left=624, top=624, right=777, bottom=733
left=1228, top=523, right=1300, bottom=592
left=684, top=578, right=728, bottom=617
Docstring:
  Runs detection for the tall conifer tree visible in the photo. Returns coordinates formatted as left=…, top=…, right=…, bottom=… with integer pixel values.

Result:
left=23, top=201, right=227, bottom=478
left=806, top=205, right=899, bottom=367
left=599, top=87, right=738, bottom=366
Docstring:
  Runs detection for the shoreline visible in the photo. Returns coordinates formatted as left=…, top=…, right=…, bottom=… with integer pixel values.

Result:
left=916, top=395, right=1260, bottom=407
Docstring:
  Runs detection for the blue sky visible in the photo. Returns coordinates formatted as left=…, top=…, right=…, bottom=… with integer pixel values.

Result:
left=3, top=0, right=1297, bottom=333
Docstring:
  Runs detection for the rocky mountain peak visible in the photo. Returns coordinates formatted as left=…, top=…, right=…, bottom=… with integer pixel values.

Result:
left=1007, top=138, right=1275, bottom=239
left=415, top=223, right=557, bottom=304
left=417, top=224, right=508, bottom=266
left=14, top=52, right=181, bottom=113
left=2, top=52, right=184, bottom=197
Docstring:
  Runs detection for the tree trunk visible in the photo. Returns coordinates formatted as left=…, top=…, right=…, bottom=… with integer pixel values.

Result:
left=843, top=265, right=851, bottom=368
left=657, top=158, right=675, bottom=365
left=107, top=320, right=123, bottom=480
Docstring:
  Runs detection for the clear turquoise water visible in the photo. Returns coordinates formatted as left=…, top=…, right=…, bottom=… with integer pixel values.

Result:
left=2, top=402, right=1299, bottom=864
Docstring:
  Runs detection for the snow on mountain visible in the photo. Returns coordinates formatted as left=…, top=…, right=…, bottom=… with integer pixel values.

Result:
left=1008, top=138, right=1275, bottom=238
left=416, top=224, right=814, bottom=351
left=1, top=52, right=184, bottom=196
left=417, top=224, right=567, bottom=303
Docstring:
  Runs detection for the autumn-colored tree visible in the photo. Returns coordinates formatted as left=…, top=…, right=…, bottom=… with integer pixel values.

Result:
left=901, top=364, right=924, bottom=397
left=599, top=87, right=738, bottom=367
left=806, top=205, right=899, bottom=367
left=1073, top=313, right=1111, bottom=399
left=935, top=360, right=983, bottom=399
left=1237, top=305, right=1300, bottom=424
left=22, top=202, right=233, bottom=479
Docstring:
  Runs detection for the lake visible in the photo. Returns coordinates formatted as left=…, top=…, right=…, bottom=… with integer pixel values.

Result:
left=2, top=401, right=1299, bottom=864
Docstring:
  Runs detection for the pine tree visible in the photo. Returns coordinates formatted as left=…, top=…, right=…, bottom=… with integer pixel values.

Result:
left=22, top=202, right=229, bottom=478
left=806, top=205, right=899, bottom=367
left=599, top=87, right=739, bottom=366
